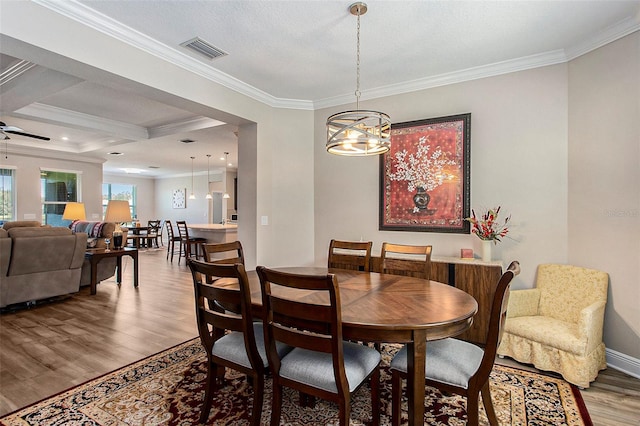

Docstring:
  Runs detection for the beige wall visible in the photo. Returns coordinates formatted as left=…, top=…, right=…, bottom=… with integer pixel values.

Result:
left=103, top=173, right=156, bottom=224
left=1, top=150, right=103, bottom=222
left=568, top=32, right=640, bottom=360
left=315, top=64, right=570, bottom=288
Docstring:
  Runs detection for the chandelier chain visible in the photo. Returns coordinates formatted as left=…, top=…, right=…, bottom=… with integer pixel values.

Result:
left=355, top=6, right=361, bottom=110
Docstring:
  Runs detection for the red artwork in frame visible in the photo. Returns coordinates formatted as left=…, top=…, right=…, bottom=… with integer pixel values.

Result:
left=379, top=113, right=471, bottom=233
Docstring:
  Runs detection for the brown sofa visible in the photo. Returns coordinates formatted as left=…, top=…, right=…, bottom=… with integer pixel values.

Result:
left=0, top=221, right=87, bottom=307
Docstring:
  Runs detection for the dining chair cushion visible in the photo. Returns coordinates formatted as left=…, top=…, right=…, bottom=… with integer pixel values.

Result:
left=279, top=341, right=380, bottom=394
left=211, top=323, right=292, bottom=369
left=390, top=338, right=483, bottom=390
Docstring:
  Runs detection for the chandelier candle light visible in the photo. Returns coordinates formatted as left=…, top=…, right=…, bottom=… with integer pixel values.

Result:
left=326, top=2, right=391, bottom=156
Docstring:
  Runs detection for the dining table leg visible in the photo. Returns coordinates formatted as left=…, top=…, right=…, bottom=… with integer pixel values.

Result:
left=407, top=329, right=427, bottom=426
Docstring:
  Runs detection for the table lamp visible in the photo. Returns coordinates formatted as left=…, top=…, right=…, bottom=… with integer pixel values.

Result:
left=62, top=202, right=86, bottom=222
left=104, top=200, right=132, bottom=249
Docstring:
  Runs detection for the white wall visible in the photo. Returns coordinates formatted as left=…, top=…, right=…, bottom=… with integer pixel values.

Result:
left=103, top=173, right=156, bottom=223
left=1, top=150, right=103, bottom=222
left=568, top=32, right=640, bottom=360
left=315, top=64, right=569, bottom=288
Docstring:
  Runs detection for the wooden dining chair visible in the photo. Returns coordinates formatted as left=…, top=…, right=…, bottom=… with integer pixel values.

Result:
left=381, top=242, right=432, bottom=279
left=256, top=266, right=381, bottom=426
left=165, top=220, right=181, bottom=262
left=188, top=260, right=292, bottom=425
left=327, top=239, right=372, bottom=272
left=176, top=220, right=207, bottom=264
left=145, top=220, right=161, bottom=248
left=202, top=241, right=245, bottom=265
left=389, top=260, right=520, bottom=426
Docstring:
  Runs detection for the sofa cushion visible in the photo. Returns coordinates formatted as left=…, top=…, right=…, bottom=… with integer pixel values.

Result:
left=71, top=221, right=105, bottom=238
left=8, top=227, right=72, bottom=238
left=0, top=229, right=7, bottom=238
left=9, top=233, right=84, bottom=276
left=2, top=220, right=42, bottom=230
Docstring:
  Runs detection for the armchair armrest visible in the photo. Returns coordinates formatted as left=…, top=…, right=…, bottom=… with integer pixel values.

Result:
left=506, top=288, right=540, bottom=318
left=578, top=300, right=607, bottom=354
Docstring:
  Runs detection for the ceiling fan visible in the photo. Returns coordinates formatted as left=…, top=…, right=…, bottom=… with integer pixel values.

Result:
left=0, top=121, right=50, bottom=141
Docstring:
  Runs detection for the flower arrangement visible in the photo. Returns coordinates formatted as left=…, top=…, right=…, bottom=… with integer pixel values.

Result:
left=466, top=206, right=510, bottom=243
left=388, top=136, right=456, bottom=193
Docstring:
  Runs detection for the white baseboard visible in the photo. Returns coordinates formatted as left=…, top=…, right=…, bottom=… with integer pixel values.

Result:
left=606, top=348, right=640, bottom=379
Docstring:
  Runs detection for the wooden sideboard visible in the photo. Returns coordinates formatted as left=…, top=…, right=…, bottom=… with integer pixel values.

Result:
left=371, top=256, right=503, bottom=345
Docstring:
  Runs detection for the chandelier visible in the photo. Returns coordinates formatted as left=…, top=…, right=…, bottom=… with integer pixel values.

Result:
left=326, top=2, right=390, bottom=156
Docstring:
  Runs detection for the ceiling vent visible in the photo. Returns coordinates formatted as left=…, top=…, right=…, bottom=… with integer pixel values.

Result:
left=181, top=37, right=227, bottom=60
left=180, top=138, right=196, bottom=144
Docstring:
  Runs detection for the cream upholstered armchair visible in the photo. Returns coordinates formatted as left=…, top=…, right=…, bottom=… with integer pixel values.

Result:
left=497, top=264, right=609, bottom=388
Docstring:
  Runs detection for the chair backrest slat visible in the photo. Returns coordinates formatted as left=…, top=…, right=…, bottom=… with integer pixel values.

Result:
left=203, top=241, right=245, bottom=264
left=328, top=239, right=372, bottom=271
left=381, top=242, right=432, bottom=279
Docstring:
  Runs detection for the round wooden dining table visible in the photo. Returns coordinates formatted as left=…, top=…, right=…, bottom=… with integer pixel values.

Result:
left=236, top=267, right=478, bottom=426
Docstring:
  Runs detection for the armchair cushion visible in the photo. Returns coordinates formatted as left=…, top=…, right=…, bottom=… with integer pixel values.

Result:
left=498, top=263, right=608, bottom=388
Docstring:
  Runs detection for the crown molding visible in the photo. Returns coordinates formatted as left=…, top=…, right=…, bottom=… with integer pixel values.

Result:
left=565, top=16, right=640, bottom=61
left=148, top=117, right=226, bottom=139
left=13, top=103, right=149, bottom=140
left=33, top=0, right=314, bottom=111
left=314, top=50, right=569, bottom=109
left=4, top=143, right=105, bottom=164
left=34, top=0, right=640, bottom=112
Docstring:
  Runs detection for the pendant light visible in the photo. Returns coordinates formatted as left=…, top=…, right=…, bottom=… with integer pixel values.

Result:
left=205, top=154, right=212, bottom=199
left=223, top=152, right=231, bottom=199
left=326, top=2, right=390, bottom=156
left=189, top=156, right=196, bottom=199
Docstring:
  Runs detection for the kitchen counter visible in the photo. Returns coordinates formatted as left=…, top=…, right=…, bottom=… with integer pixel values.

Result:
left=188, top=223, right=238, bottom=243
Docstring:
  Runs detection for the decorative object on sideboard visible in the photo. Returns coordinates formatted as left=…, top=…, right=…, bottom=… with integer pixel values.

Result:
left=380, top=114, right=471, bottom=233
left=62, top=202, right=86, bottom=222
left=460, top=248, right=474, bottom=259
left=104, top=200, right=132, bottom=249
left=326, top=2, right=390, bottom=156
left=466, top=206, right=511, bottom=262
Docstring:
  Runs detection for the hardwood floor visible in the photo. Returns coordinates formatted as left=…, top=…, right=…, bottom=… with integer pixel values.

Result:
left=1, top=248, right=639, bottom=425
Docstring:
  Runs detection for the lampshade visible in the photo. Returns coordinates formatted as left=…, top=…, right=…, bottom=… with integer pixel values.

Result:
left=62, top=202, right=86, bottom=221
left=223, top=193, right=230, bottom=199
left=104, top=200, right=132, bottom=223
left=326, top=2, right=390, bottom=156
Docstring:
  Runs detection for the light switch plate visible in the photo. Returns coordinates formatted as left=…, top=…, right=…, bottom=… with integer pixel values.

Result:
left=261, top=216, right=268, bottom=226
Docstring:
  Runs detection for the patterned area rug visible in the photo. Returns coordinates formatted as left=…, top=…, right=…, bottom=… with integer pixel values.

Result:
left=0, top=339, right=592, bottom=425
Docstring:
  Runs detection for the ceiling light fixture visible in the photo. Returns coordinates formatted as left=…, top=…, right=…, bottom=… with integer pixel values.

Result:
left=205, top=154, right=212, bottom=199
left=189, top=156, right=196, bottom=200
left=326, top=2, right=390, bottom=156
left=223, top=152, right=230, bottom=199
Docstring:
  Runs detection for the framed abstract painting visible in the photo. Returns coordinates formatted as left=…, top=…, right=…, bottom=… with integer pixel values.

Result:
left=379, top=113, right=471, bottom=233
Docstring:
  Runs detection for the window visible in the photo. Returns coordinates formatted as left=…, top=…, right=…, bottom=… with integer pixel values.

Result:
left=1, top=168, right=16, bottom=224
left=102, top=183, right=137, bottom=219
left=41, top=169, right=80, bottom=226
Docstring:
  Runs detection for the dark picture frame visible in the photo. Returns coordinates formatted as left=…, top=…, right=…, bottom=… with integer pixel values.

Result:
left=379, top=113, right=471, bottom=233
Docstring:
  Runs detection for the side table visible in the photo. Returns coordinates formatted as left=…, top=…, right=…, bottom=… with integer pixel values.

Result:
left=85, top=247, right=139, bottom=295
